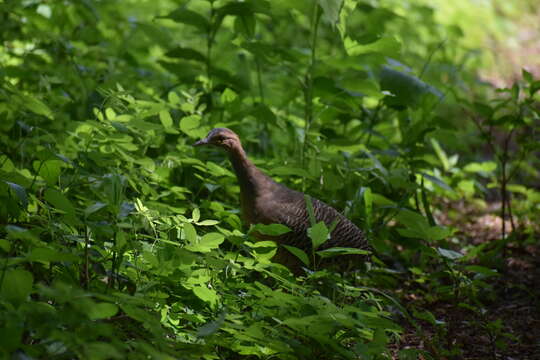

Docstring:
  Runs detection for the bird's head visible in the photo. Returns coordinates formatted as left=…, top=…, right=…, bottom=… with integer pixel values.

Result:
left=194, top=128, right=241, bottom=151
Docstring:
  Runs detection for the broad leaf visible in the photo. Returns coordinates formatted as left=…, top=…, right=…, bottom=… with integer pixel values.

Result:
left=20, top=94, right=53, bottom=119
left=88, top=303, right=119, bottom=320
left=192, top=285, right=218, bottom=307
left=307, top=221, right=329, bottom=250
left=250, top=223, right=291, bottom=236
left=166, top=47, right=206, bottom=63
left=44, top=189, right=76, bottom=216
left=27, top=247, right=79, bottom=263
left=437, top=247, right=463, bottom=260
left=4, top=181, right=28, bottom=208
left=463, top=161, right=497, bottom=173
left=316, top=247, right=370, bottom=258
left=380, top=66, right=441, bottom=108
left=0, top=269, right=33, bottom=307
left=160, top=8, right=209, bottom=31
left=183, top=223, right=197, bottom=243
left=185, top=232, right=225, bottom=253
left=318, top=0, right=343, bottom=26
left=159, top=110, right=173, bottom=128
left=197, top=311, right=226, bottom=337
left=283, top=245, right=310, bottom=266
left=180, top=114, right=202, bottom=138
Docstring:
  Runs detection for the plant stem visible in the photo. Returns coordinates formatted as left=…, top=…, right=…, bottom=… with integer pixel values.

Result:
left=301, top=4, right=321, bottom=168
left=83, top=225, right=90, bottom=290
left=206, top=1, right=215, bottom=90
left=255, top=57, right=265, bottom=104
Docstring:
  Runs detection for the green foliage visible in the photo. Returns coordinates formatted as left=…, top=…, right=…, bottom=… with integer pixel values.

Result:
left=0, top=0, right=538, bottom=358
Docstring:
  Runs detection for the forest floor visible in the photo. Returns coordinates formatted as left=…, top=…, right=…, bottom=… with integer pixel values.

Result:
left=391, top=203, right=540, bottom=360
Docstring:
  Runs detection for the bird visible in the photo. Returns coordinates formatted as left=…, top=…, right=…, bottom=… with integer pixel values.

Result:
left=194, top=128, right=370, bottom=272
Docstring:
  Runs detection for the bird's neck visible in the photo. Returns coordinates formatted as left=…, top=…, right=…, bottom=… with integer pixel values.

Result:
left=228, top=144, right=272, bottom=198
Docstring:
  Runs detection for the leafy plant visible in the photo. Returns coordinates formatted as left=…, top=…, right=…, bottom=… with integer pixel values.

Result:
left=1, top=0, right=538, bottom=359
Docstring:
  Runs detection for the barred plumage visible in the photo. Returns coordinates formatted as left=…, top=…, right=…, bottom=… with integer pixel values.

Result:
left=195, top=128, right=370, bottom=271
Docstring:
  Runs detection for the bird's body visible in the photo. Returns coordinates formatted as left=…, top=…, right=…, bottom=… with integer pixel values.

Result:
left=195, top=128, right=369, bottom=270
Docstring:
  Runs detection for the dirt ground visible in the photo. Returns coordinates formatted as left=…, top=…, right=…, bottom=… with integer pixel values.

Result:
left=392, top=202, right=540, bottom=359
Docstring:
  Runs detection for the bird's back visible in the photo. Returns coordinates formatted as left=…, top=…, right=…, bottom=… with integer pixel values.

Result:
left=251, top=182, right=368, bottom=255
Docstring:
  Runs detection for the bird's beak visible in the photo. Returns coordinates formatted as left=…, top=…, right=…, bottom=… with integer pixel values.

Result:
left=193, top=138, right=208, bottom=147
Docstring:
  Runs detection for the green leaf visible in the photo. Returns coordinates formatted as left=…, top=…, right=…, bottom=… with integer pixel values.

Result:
left=220, top=88, right=238, bottom=103
left=0, top=269, right=33, bottom=307
left=457, top=179, right=475, bottom=197
left=465, top=265, right=499, bottom=278
left=396, top=209, right=428, bottom=231
left=185, top=233, right=225, bottom=253
left=84, top=343, right=122, bottom=359
left=88, top=303, right=119, bottom=320
left=84, top=202, right=107, bottom=217
left=168, top=91, right=181, bottom=105
left=397, top=209, right=452, bottom=241
left=37, top=159, right=64, bottom=186
left=307, top=221, right=329, bottom=250
left=202, top=232, right=225, bottom=247
left=136, top=22, right=173, bottom=47
left=463, top=161, right=497, bottom=173
left=44, top=188, right=76, bottom=216
left=421, top=173, right=454, bottom=192
left=233, top=13, right=256, bottom=38
left=160, top=8, right=209, bottom=31
left=165, top=47, right=206, bottom=63
left=511, top=83, right=520, bottom=101
left=192, top=208, right=200, bottom=223
left=371, top=193, right=395, bottom=206
left=102, top=174, right=125, bottom=208
left=413, top=309, right=442, bottom=326
left=380, top=66, right=441, bottom=108
left=249, top=241, right=278, bottom=252
left=121, top=304, right=156, bottom=324
left=318, top=0, right=343, bottom=26
left=105, top=108, right=116, bottom=120
left=272, top=166, right=313, bottom=178
left=180, top=114, right=201, bottom=137
left=305, top=195, right=316, bottom=226
left=473, top=101, right=493, bottom=118
left=3, top=181, right=28, bottom=208
left=507, top=184, right=528, bottom=195
left=192, top=285, right=218, bottom=307
left=27, top=247, right=79, bottom=263
left=431, top=138, right=450, bottom=171
left=283, top=245, right=310, bottom=266
left=522, top=69, right=533, bottom=83
left=360, top=187, right=372, bottom=230
left=250, top=223, right=291, bottom=236
left=115, top=231, right=127, bottom=250
left=159, top=110, right=173, bottom=128
left=197, top=311, right=226, bottom=337
left=216, top=2, right=253, bottom=18
left=426, top=226, right=453, bottom=241
left=251, top=103, right=276, bottom=124
left=5, top=225, right=38, bottom=242
left=316, top=247, right=370, bottom=258
left=0, top=239, right=10, bottom=252
left=344, top=36, right=401, bottom=57
left=437, top=247, right=463, bottom=260
left=183, top=223, right=197, bottom=243
left=196, top=219, right=219, bottom=226
left=20, top=94, right=53, bottom=119
left=529, top=80, right=540, bottom=96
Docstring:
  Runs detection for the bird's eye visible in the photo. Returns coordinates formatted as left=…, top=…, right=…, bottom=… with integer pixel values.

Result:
left=216, top=136, right=226, bottom=142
